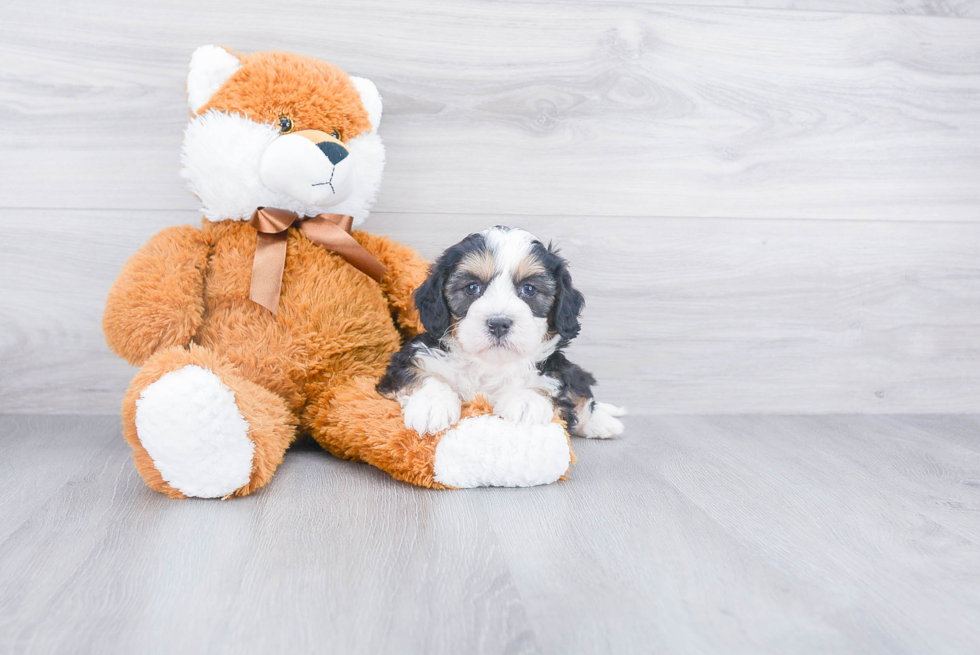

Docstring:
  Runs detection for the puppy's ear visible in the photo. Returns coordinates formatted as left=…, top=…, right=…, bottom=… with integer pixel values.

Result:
left=414, top=265, right=452, bottom=338
left=550, top=250, right=585, bottom=341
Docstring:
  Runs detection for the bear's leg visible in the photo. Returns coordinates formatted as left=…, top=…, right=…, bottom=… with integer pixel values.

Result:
left=305, top=377, right=573, bottom=489
left=122, top=345, right=296, bottom=499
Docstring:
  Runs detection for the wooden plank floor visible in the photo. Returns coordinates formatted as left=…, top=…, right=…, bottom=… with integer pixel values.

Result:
left=1, top=414, right=978, bottom=654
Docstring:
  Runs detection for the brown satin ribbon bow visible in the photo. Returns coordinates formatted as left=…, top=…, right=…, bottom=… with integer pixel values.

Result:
left=248, top=207, right=386, bottom=315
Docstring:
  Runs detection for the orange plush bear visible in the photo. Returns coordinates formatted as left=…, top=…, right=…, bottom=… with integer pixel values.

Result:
left=103, top=47, right=573, bottom=498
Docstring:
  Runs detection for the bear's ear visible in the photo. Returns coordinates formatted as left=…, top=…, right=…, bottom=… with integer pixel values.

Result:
left=187, top=45, right=241, bottom=113
left=349, top=76, right=383, bottom=133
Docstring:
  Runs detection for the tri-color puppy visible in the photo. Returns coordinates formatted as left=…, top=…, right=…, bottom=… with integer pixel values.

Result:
left=377, top=226, right=625, bottom=438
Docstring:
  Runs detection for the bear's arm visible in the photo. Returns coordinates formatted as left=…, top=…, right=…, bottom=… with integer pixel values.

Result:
left=352, top=231, right=429, bottom=337
left=102, top=225, right=209, bottom=367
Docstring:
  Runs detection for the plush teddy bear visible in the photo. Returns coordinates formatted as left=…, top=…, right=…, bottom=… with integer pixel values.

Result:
left=102, top=46, right=574, bottom=498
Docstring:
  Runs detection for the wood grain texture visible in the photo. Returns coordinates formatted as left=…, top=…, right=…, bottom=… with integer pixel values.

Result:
left=481, top=413, right=980, bottom=654
left=3, top=209, right=978, bottom=415
left=1, top=413, right=979, bottom=654
left=1, top=1, right=978, bottom=415
left=0, top=1, right=978, bottom=219
left=0, top=415, right=119, bottom=545
left=521, top=1, right=980, bottom=17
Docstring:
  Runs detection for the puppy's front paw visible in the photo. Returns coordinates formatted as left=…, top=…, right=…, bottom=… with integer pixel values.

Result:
left=580, top=402, right=625, bottom=439
left=493, top=389, right=556, bottom=425
left=401, top=378, right=462, bottom=436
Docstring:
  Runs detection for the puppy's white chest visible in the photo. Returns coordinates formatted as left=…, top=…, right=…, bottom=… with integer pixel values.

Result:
left=417, top=348, right=558, bottom=402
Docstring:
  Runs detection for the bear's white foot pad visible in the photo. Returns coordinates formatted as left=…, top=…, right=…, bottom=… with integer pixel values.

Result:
left=135, top=365, right=254, bottom=498
left=433, top=416, right=570, bottom=488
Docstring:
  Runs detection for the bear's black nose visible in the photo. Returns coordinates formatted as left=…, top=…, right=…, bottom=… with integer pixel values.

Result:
left=317, top=140, right=348, bottom=165
left=487, top=316, right=513, bottom=338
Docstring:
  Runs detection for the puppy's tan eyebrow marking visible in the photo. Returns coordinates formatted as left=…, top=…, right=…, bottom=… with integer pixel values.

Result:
left=513, top=253, right=546, bottom=282
left=458, top=250, right=496, bottom=281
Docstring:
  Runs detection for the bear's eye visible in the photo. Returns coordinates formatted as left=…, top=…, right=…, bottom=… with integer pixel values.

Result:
left=279, top=116, right=294, bottom=134
left=331, top=129, right=341, bottom=140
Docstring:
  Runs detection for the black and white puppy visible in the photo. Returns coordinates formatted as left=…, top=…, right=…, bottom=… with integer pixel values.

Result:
left=377, top=226, right=625, bottom=438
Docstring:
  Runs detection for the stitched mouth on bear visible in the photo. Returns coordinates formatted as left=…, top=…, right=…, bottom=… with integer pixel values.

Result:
left=311, top=167, right=336, bottom=193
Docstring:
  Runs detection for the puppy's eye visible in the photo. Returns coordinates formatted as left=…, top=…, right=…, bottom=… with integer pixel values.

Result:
left=331, top=129, right=341, bottom=140
left=521, top=283, right=537, bottom=297
left=279, top=116, right=294, bottom=134
left=465, top=283, right=482, bottom=296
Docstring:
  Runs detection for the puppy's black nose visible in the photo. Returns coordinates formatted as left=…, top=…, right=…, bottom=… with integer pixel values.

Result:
left=317, top=140, right=349, bottom=165
left=487, top=316, right=513, bottom=338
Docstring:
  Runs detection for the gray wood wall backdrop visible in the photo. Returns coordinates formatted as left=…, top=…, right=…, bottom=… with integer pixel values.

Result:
left=1, top=0, right=978, bottom=415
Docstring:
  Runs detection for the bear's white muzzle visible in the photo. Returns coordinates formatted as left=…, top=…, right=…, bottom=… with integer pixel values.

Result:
left=259, top=131, right=356, bottom=208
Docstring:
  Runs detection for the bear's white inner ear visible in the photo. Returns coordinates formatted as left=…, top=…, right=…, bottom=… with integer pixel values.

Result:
left=187, top=45, right=241, bottom=113
left=349, top=76, right=383, bottom=133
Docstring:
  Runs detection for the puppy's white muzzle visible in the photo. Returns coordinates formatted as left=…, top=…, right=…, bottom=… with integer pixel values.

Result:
left=456, top=277, right=547, bottom=364
left=259, top=131, right=356, bottom=208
